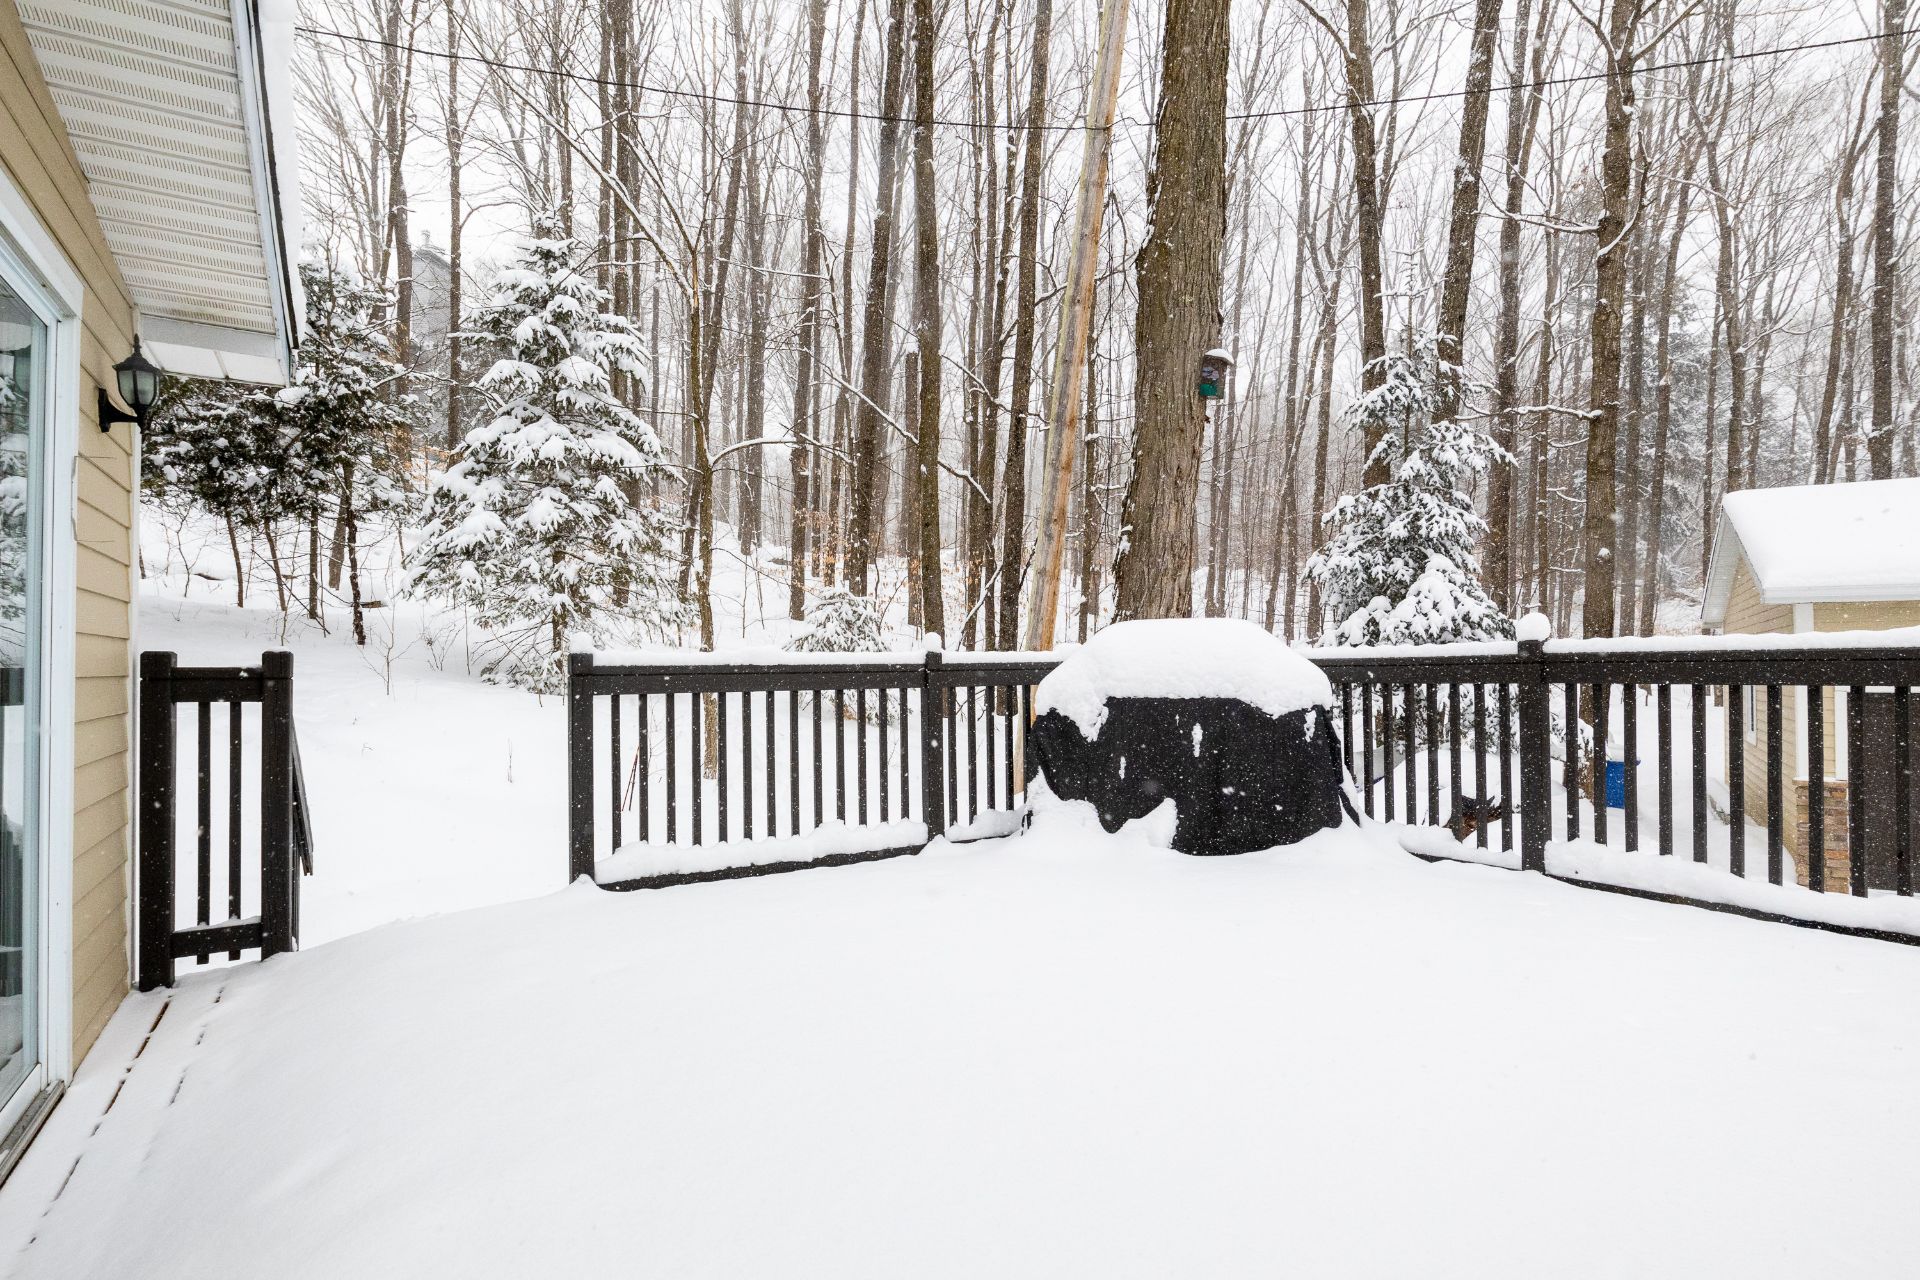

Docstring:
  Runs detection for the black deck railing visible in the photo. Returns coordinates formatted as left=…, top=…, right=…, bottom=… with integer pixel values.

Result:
left=1321, top=637, right=1920, bottom=904
left=137, top=651, right=315, bottom=990
left=569, top=636, right=1919, bottom=938
left=567, top=649, right=1053, bottom=887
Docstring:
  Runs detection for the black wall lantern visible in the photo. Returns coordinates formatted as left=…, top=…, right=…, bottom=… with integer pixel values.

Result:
left=99, top=338, right=161, bottom=432
left=1198, top=347, right=1234, bottom=400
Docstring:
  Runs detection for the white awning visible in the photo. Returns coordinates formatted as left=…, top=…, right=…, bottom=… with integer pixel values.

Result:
left=15, top=0, right=302, bottom=385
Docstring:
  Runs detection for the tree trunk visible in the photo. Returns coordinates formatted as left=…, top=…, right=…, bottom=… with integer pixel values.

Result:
left=1869, top=0, right=1906, bottom=478
left=444, top=0, right=463, bottom=450
left=1431, top=0, right=1504, bottom=429
left=1342, top=0, right=1390, bottom=481
left=994, top=0, right=1053, bottom=646
left=1111, top=0, right=1231, bottom=621
left=790, top=0, right=828, bottom=620
left=910, top=0, right=945, bottom=638
left=848, top=0, right=912, bottom=596
left=1484, top=0, right=1547, bottom=608
left=1578, top=0, right=1639, bottom=638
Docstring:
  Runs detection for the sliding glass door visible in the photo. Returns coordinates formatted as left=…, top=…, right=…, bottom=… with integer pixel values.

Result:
left=0, top=267, right=45, bottom=1114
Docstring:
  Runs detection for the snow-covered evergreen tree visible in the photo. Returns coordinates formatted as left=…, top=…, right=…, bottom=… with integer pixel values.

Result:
left=143, top=260, right=413, bottom=620
left=786, top=588, right=887, bottom=654
left=408, top=213, right=682, bottom=690
left=1307, top=347, right=1511, bottom=646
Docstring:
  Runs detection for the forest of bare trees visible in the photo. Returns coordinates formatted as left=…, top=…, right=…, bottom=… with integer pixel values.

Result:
left=286, top=0, right=1920, bottom=648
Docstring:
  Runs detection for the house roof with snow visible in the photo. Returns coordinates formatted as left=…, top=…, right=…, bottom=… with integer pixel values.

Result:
left=1702, top=478, right=1920, bottom=627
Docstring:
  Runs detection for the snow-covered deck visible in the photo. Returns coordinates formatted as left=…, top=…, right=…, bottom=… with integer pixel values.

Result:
left=5, top=818, right=1920, bottom=1278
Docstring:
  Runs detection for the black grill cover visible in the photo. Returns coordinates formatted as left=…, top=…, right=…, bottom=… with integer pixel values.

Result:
left=1028, top=696, right=1351, bottom=855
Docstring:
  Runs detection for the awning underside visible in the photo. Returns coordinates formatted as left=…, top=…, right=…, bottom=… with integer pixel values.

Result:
left=17, top=0, right=297, bottom=384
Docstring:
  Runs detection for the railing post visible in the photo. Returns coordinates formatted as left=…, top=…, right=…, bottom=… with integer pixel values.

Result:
left=921, top=648, right=946, bottom=842
left=568, top=652, right=597, bottom=882
left=1516, top=634, right=1551, bottom=874
left=136, top=651, right=177, bottom=991
left=258, top=651, right=297, bottom=959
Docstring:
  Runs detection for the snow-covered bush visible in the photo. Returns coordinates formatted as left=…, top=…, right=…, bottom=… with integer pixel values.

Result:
left=408, top=213, right=683, bottom=691
left=786, top=588, right=887, bottom=655
left=1307, top=347, right=1510, bottom=647
left=143, top=261, right=415, bottom=619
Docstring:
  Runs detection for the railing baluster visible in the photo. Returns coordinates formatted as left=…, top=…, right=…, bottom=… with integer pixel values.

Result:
left=1895, top=685, right=1912, bottom=897
left=717, top=692, right=730, bottom=842
left=1362, top=684, right=1377, bottom=819
left=1472, top=684, right=1488, bottom=848
left=742, top=690, right=754, bottom=840
left=835, top=689, right=847, bottom=823
left=1727, top=684, right=1745, bottom=877
left=1657, top=684, right=1673, bottom=857
left=1424, top=683, right=1439, bottom=825
left=876, top=686, right=889, bottom=822
left=1766, top=685, right=1784, bottom=885
left=900, top=686, right=912, bottom=816
left=226, top=698, right=242, bottom=959
left=1498, top=682, right=1513, bottom=852
left=1447, top=683, right=1462, bottom=830
left=1341, top=685, right=1355, bottom=779
left=1402, top=684, right=1417, bottom=822
left=857, top=688, right=870, bottom=827
left=1003, top=686, right=1015, bottom=806
left=666, top=691, right=678, bottom=843
left=1847, top=684, right=1866, bottom=897
left=1622, top=686, right=1638, bottom=852
left=985, top=684, right=998, bottom=812
left=196, top=699, right=211, bottom=964
left=812, top=689, right=825, bottom=831
left=1592, top=683, right=1609, bottom=848
left=1808, top=686, right=1826, bottom=892
left=639, top=695, right=651, bottom=843
left=1563, top=682, right=1579, bottom=842
left=609, top=694, right=623, bottom=850
left=766, top=689, right=777, bottom=836
left=967, top=685, right=980, bottom=826
left=691, top=694, right=704, bottom=846
left=1381, top=685, right=1395, bottom=821
left=788, top=689, right=801, bottom=837
left=945, top=685, right=957, bottom=829
left=1690, top=683, right=1707, bottom=864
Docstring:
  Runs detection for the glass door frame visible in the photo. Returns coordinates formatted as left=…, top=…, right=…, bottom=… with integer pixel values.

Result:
left=0, top=166, right=84, bottom=1135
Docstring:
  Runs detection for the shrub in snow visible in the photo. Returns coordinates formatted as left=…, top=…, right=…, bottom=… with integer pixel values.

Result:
left=787, top=588, right=892, bottom=721
left=1026, top=619, right=1350, bottom=855
left=408, top=213, right=684, bottom=691
left=143, top=261, right=414, bottom=616
left=786, top=588, right=888, bottom=655
left=1306, top=347, right=1510, bottom=647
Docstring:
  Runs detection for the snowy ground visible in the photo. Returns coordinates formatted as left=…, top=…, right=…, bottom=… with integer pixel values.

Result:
left=5, top=813, right=1920, bottom=1278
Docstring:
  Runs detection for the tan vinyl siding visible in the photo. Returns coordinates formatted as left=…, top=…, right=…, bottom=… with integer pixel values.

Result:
left=1725, top=564, right=1800, bottom=855
left=1812, top=601, right=1920, bottom=632
left=3, top=2, right=138, bottom=1067
left=1723, top=559, right=1920, bottom=884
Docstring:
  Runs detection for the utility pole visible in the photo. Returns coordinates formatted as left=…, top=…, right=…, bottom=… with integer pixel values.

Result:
left=1020, top=0, right=1129, bottom=650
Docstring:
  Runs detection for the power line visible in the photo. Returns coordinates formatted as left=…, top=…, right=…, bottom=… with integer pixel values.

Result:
left=298, top=23, right=1898, bottom=133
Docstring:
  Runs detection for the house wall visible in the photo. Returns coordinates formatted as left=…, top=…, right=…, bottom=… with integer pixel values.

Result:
left=1724, top=567, right=1920, bottom=892
left=1724, top=563, right=1802, bottom=874
left=2, top=7, right=137, bottom=1064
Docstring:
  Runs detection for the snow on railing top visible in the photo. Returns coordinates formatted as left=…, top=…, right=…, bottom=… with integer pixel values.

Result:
left=576, top=645, right=1064, bottom=670
left=579, top=622, right=1920, bottom=673
left=1543, top=625, right=1920, bottom=655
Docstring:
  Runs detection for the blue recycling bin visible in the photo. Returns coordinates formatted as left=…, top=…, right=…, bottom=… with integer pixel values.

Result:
left=1604, top=759, right=1633, bottom=809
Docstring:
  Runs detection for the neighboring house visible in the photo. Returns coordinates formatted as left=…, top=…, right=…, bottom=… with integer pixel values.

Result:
left=1702, top=478, right=1920, bottom=893
left=0, top=0, right=299, bottom=1169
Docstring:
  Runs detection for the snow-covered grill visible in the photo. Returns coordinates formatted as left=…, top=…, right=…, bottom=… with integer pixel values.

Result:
left=1026, top=620, right=1352, bottom=855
